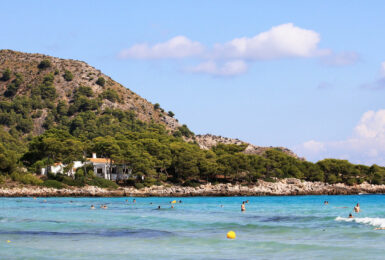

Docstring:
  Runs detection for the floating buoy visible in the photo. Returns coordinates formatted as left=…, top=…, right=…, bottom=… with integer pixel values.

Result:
left=227, top=231, right=236, bottom=239
left=171, top=200, right=177, bottom=204
left=6, top=240, right=11, bottom=243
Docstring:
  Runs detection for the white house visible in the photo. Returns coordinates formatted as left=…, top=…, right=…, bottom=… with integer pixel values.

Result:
left=41, top=153, right=133, bottom=181
left=87, top=153, right=132, bottom=181
left=41, top=161, right=86, bottom=176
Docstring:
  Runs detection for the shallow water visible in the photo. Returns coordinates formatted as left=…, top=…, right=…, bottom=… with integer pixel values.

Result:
left=1, top=195, right=385, bottom=259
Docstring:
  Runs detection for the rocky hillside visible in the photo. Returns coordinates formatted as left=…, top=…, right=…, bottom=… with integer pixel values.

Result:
left=194, top=134, right=302, bottom=159
left=0, top=49, right=180, bottom=134
left=0, top=49, right=300, bottom=159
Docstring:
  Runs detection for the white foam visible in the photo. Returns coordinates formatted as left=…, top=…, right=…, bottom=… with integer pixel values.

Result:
left=336, top=216, right=385, bottom=228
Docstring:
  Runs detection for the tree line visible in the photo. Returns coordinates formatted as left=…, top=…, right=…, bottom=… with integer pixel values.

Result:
left=1, top=68, right=385, bottom=188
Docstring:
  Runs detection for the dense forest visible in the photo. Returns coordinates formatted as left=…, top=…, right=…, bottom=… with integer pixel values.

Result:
left=1, top=59, right=385, bottom=189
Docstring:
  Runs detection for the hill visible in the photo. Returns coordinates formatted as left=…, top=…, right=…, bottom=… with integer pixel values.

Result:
left=0, top=49, right=179, bottom=135
left=1, top=50, right=385, bottom=189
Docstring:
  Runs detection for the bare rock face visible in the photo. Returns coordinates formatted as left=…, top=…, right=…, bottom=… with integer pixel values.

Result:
left=1, top=179, right=385, bottom=197
left=194, top=134, right=303, bottom=159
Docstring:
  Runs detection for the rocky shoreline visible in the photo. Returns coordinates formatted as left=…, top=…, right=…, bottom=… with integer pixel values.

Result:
left=1, top=178, right=385, bottom=197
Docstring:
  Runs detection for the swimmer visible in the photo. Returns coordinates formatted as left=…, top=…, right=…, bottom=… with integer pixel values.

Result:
left=348, top=213, right=353, bottom=218
left=103, top=205, right=108, bottom=209
left=354, top=203, right=360, bottom=213
left=150, top=202, right=153, bottom=205
left=33, top=197, right=36, bottom=200
left=133, top=199, right=136, bottom=203
left=171, top=205, right=174, bottom=209
left=179, top=200, right=182, bottom=203
left=246, top=200, right=249, bottom=204
left=157, top=206, right=161, bottom=210
left=241, top=202, right=246, bottom=212
left=90, top=205, right=95, bottom=210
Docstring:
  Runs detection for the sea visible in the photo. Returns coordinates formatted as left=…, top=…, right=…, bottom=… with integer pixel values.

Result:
left=1, top=195, right=385, bottom=259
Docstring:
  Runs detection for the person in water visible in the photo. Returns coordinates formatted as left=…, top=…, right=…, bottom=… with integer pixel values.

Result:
left=133, top=199, right=136, bottom=203
left=157, top=206, right=161, bottom=210
left=241, top=202, right=246, bottom=212
left=354, top=203, right=360, bottom=213
left=348, top=213, right=353, bottom=218
left=90, top=205, right=95, bottom=210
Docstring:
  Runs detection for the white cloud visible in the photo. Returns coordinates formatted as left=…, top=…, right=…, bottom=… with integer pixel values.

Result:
left=118, top=23, right=356, bottom=76
left=118, top=36, right=204, bottom=59
left=302, top=140, right=325, bottom=154
left=296, top=109, right=385, bottom=165
left=188, top=60, right=247, bottom=76
left=212, top=23, right=322, bottom=60
left=354, top=110, right=385, bottom=139
left=320, top=51, right=360, bottom=66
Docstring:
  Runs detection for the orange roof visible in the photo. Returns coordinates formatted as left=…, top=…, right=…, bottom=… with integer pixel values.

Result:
left=87, top=158, right=112, bottom=163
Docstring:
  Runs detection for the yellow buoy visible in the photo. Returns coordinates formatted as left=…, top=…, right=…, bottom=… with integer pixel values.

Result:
left=6, top=240, right=11, bottom=243
left=171, top=200, right=177, bottom=204
left=227, top=231, right=236, bottom=239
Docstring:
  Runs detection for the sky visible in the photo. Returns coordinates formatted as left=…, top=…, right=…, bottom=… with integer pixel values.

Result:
left=1, top=1, right=385, bottom=165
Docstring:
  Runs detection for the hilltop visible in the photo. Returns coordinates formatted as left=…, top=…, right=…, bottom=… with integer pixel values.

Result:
left=0, top=49, right=179, bottom=134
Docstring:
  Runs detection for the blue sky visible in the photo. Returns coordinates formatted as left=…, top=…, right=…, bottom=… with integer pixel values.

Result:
left=2, top=1, right=385, bottom=165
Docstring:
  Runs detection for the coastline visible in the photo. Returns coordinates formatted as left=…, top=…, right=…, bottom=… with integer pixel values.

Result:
left=1, top=178, right=385, bottom=197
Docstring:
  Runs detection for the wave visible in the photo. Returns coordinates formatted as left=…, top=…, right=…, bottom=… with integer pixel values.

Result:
left=336, top=216, right=385, bottom=228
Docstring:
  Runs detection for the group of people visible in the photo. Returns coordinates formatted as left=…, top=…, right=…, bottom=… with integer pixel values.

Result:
left=90, top=204, right=107, bottom=209
left=348, top=203, right=360, bottom=218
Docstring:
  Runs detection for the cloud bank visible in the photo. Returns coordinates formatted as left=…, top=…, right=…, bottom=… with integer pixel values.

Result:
left=119, top=23, right=357, bottom=76
left=118, top=36, right=204, bottom=59
left=297, top=109, right=385, bottom=165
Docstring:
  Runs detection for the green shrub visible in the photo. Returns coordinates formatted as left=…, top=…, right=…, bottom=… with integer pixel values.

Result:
left=38, top=59, right=51, bottom=69
left=153, top=103, right=160, bottom=110
left=11, top=172, right=43, bottom=185
left=134, top=183, right=144, bottom=189
left=168, top=111, right=175, bottom=117
left=101, top=89, right=120, bottom=103
left=1, top=68, right=11, bottom=81
left=63, top=70, right=74, bottom=81
left=42, top=179, right=64, bottom=189
left=76, top=86, right=94, bottom=97
left=183, top=180, right=200, bottom=187
left=0, top=175, right=6, bottom=184
left=96, top=77, right=105, bottom=86
left=177, top=124, right=194, bottom=138
left=88, top=176, right=118, bottom=189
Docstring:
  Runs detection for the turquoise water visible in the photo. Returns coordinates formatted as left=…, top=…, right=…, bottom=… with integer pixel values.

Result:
left=1, top=195, right=385, bottom=259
